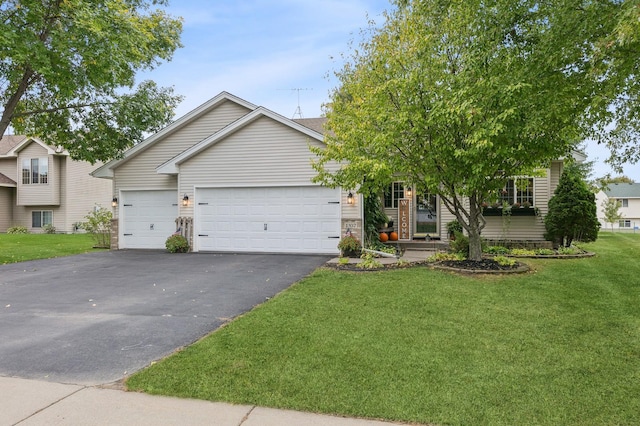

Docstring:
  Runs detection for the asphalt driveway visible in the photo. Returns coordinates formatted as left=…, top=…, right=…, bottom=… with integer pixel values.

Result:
left=0, top=251, right=329, bottom=385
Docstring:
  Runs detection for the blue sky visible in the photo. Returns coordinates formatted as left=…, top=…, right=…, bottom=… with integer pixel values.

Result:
left=139, top=0, right=638, bottom=181
left=140, top=0, right=389, bottom=119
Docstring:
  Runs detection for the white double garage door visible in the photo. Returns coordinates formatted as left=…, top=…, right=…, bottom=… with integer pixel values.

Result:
left=120, top=186, right=341, bottom=254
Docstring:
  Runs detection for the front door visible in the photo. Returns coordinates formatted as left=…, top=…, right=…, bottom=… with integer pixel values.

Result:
left=414, top=190, right=438, bottom=237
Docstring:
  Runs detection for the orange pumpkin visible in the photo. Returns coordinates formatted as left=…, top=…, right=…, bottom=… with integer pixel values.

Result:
left=389, top=231, right=398, bottom=241
left=379, top=232, right=389, bottom=242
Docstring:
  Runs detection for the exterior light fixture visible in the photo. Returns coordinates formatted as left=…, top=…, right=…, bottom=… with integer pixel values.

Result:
left=405, top=187, right=412, bottom=197
left=182, top=193, right=189, bottom=206
left=111, top=197, right=118, bottom=207
left=347, top=192, right=354, bottom=205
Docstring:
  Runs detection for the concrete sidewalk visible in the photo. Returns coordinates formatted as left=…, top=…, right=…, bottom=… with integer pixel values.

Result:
left=0, top=376, right=406, bottom=426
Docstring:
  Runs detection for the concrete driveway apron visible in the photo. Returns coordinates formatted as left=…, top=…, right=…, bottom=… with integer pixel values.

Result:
left=0, top=251, right=328, bottom=385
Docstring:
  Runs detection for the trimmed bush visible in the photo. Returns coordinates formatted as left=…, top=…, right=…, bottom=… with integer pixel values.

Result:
left=165, top=234, right=189, bottom=253
left=43, top=224, right=56, bottom=234
left=7, top=226, right=28, bottom=234
left=450, top=231, right=469, bottom=256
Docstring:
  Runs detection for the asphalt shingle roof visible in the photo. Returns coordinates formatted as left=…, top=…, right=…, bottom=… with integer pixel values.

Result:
left=605, top=183, right=640, bottom=198
left=0, top=135, right=26, bottom=155
left=293, top=118, right=327, bottom=135
left=0, top=172, right=16, bottom=186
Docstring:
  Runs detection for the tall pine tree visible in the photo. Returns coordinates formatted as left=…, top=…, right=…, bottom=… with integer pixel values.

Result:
left=545, top=166, right=600, bottom=247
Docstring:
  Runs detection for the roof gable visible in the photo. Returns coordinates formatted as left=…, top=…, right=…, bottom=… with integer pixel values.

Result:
left=92, top=91, right=258, bottom=178
left=156, top=106, right=324, bottom=175
left=1, top=136, right=66, bottom=157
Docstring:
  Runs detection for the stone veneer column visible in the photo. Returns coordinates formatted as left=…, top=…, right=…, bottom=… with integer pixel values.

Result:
left=341, top=218, right=363, bottom=240
left=110, top=218, right=119, bottom=250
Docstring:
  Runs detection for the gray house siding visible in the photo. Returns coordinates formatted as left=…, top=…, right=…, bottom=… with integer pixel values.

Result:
left=178, top=116, right=333, bottom=216
left=114, top=101, right=252, bottom=198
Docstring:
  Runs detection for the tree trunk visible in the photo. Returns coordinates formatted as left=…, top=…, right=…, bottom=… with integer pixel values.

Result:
left=440, top=192, right=486, bottom=262
left=0, top=67, right=36, bottom=137
left=467, top=198, right=483, bottom=261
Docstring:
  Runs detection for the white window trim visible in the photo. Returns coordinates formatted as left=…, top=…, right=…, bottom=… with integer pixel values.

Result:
left=384, top=182, right=407, bottom=209
left=32, top=210, right=53, bottom=228
left=21, top=157, right=49, bottom=185
left=619, top=219, right=631, bottom=228
left=496, top=177, right=535, bottom=206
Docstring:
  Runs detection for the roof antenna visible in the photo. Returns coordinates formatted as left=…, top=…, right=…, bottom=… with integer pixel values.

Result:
left=281, top=88, right=312, bottom=119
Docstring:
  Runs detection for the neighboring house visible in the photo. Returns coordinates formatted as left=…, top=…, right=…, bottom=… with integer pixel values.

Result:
left=596, top=183, right=640, bottom=230
left=0, top=135, right=112, bottom=233
left=92, top=92, right=579, bottom=253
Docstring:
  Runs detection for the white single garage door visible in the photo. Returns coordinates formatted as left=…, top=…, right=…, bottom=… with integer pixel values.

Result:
left=196, top=186, right=341, bottom=254
left=120, top=190, right=178, bottom=249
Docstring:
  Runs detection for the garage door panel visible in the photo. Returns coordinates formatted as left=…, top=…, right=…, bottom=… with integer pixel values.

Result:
left=196, top=186, right=340, bottom=254
left=121, top=190, right=178, bottom=249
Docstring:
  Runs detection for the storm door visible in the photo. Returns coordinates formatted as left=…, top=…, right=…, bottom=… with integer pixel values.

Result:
left=414, top=191, right=438, bottom=237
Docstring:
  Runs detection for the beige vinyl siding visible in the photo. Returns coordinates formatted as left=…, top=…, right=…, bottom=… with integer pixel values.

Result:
left=0, top=188, right=13, bottom=231
left=54, top=156, right=67, bottom=231
left=549, top=161, right=562, bottom=196
left=0, top=158, right=17, bottom=181
left=341, top=190, right=361, bottom=220
left=17, top=144, right=59, bottom=206
left=10, top=204, right=29, bottom=230
left=481, top=171, right=551, bottom=241
left=10, top=155, right=111, bottom=233
left=178, top=116, right=328, bottom=217
left=114, top=101, right=251, bottom=194
left=10, top=204, right=59, bottom=233
left=480, top=215, right=546, bottom=241
left=61, top=159, right=112, bottom=232
left=440, top=197, right=458, bottom=242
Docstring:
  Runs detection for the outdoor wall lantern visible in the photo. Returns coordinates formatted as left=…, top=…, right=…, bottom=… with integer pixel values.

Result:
left=347, top=191, right=354, bottom=205
left=405, top=187, right=412, bottom=198
left=182, top=193, right=189, bottom=206
left=111, top=197, right=118, bottom=207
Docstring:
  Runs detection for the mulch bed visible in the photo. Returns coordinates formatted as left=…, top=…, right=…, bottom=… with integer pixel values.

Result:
left=433, top=258, right=530, bottom=274
left=327, top=252, right=594, bottom=274
left=326, top=258, right=530, bottom=274
left=440, top=259, right=517, bottom=271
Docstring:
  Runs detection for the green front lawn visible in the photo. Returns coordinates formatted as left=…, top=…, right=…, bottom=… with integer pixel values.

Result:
left=127, top=233, right=640, bottom=425
left=0, top=233, right=100, bottom=264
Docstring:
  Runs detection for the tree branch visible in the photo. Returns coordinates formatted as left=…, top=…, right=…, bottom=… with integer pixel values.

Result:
left=12, top=101, right=115, bottom=118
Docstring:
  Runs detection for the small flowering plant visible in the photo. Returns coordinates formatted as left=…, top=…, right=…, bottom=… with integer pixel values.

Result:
left=337, top=235, right=362, bottom=257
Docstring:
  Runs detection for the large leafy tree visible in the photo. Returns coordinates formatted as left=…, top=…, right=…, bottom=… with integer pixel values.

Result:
left=587, top=0, right=640, bottom=169
left=0, top=0, right=183, bottom=162
left=313, top=0, right=620, bottom=260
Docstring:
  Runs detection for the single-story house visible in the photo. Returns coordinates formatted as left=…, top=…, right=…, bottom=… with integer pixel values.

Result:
left=596, top=183, right=640, bottom=230
left=0, top=135, right=112, bottom=233
left=93, top=91, right=578, bottom=253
